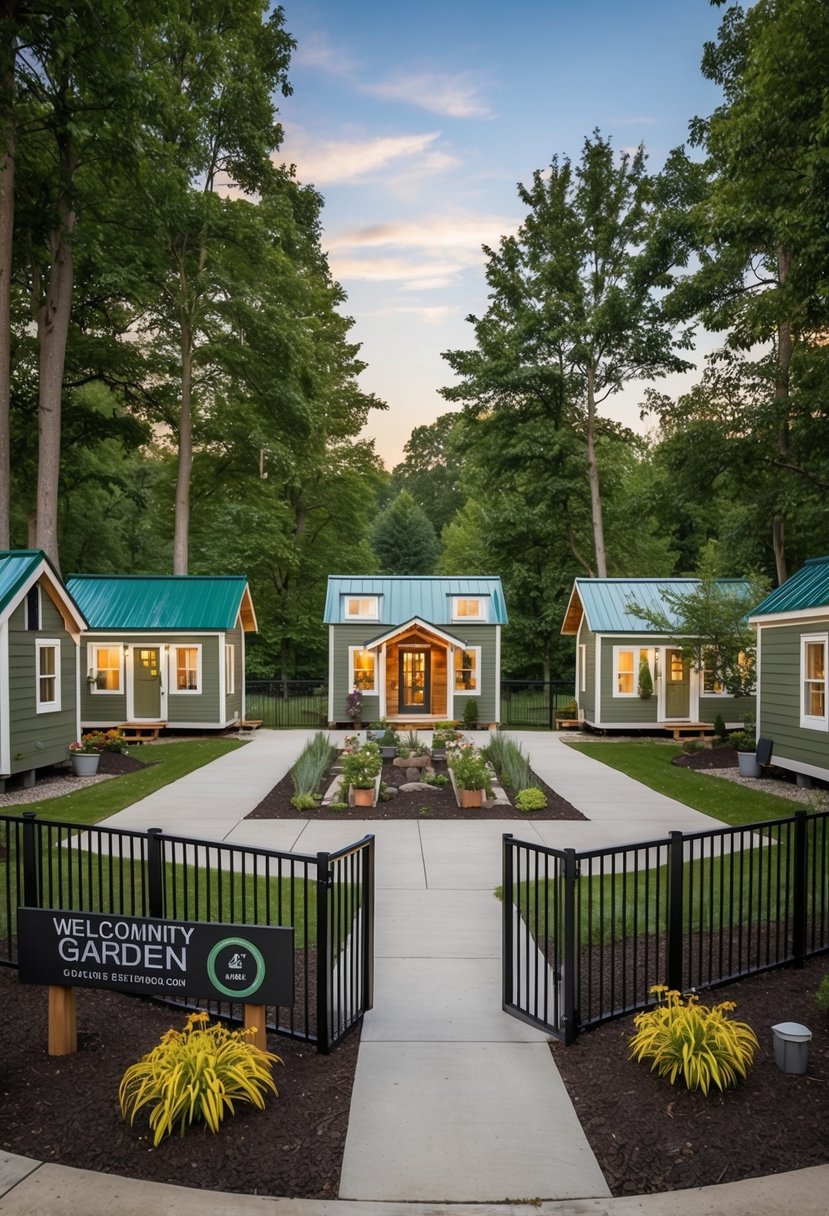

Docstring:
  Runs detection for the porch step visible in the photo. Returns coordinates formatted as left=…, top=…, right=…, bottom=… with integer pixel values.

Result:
left=662, top=721, right=714, bottom=741
left=118, top=722, right=165, bottom=744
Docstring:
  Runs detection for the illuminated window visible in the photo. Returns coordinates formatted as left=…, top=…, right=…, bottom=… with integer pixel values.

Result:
left=91, top=645, right=122, bottom=692
left=451, top=596, right=486, bottom=621
left=801, top=635, right=828, bottom=729
left=174, top=646, right=200, bottom=692
left=702, top=651, right=725, bottom=695
left=344, top=596, right=379, bottom=620
left=613, top=647, right=652, bottom=697
left=349, top=646, right=376, bottom=693
left=225, top=643, right=235, bottom=694
left=35, top=640, right=60, bottom=712
left=454, top=646, right=480, bottom=694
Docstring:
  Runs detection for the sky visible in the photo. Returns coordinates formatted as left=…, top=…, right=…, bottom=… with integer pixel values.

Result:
left=276, top=0, right=728, bottom=469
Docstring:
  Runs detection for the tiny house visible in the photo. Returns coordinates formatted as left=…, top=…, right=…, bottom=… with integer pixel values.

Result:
left=561, top=577, right=756, bottom=732
left=67, top=574, right=257, bottom=732
left=324, top=576, right=508, bottom=726
left=0, top=550, right=86, bottom=787
left=750, top=555, right=829, bottom=785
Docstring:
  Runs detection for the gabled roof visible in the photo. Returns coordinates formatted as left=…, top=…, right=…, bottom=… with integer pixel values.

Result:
left=0, top=549, right=87, bottom=638
left=362, top=617, right=469, bottom=650
left=750, top=556, right=829, bottom=619
left=66, top=574, right=257, bottom=632
left=561, top=577, right=756, bottom=636
left=324, top=576, right=508, bottom=625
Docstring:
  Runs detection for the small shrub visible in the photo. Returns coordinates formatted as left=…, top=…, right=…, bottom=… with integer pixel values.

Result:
left=341, top=741, right=382, bottom=789
left=558, top=699, right=578, bottom=721
left=423, top=773, right=449, bottom=787
left=462, top=699, right=479, bottom=729
left=329, top=800, right=349, bottom=810
left=814, top=974, right=829, bottom=1016
left=515, top=787, right=547, bottom=812
left=637, top=659, right=653, bottom=700
left=483, top=731, right=540, bottom=794
left=290, top=791, right=318, bottom=811
left=448, top=747, right=489, bottom=791
left=629, top=986, right=758, bottom=1094
left=681, top=738, right=705, bottom=754
left=119, top=1011, right=281, bottom=1145
left=713, top=713, right=727, bottom=742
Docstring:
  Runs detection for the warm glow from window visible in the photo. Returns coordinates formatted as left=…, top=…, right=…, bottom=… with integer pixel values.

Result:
left=452, top=597, right=485, bottom=620
left=93, top=646, right=121, bottom=692
left=615, top=647, right=651, bottom=696
left=351, top=647, right=376, bottom=692
left=175, top=647, right=199, bottom=691
left=344, top=596, right=379, bottom=620
left=803, top=639, right=827, bottom=720
left=454, top=647, right=479, bottom=692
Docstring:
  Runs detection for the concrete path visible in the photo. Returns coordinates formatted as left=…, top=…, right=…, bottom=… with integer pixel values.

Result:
left=3, top=728, right=821, bottom=1215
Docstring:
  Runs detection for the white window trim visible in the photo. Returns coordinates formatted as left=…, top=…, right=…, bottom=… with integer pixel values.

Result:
left=349, top=644, right=377, bottom=694
left=453, top=644, right=482, bottom=696
left=343, top=596, right=380, bottom=621
left=89, top=643, right=124, bottom=694
left=700, top=657, right=728, bottom=697
left=225, top=643, right=235, bottom=695
left=35, top=638, right=61, bottom=713
left=612, top=645, right=653, bottom=699
left=579, top=643, right=587, bottom=693
left=451, top=595, right=487, bottom=622
left=171, top=644, right=203, bottom=695
left=800, top=633, right=828, bottom=730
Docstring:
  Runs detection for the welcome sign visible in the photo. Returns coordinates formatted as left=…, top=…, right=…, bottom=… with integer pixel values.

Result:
left=17, top=909, right=294, bottom=1006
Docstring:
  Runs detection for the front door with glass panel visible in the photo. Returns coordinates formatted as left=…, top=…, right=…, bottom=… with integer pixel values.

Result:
left=399, top=647, right=431, bottom=714
left=664, top=647, right=691, bottom=718
left=133, top=647, right=162, bottom=719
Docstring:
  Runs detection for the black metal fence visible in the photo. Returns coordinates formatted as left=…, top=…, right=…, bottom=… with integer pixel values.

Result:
left=499, top=680, right=574, bottom=729
left=503, top=809, right=829, bottom=1044
left=1, top=812, right=374, bottom=1053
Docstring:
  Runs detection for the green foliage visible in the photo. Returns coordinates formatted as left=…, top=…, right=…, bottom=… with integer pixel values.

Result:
left=423, top=773, right=449, bottom=787
left=340, top=741, right=382, bottom=789
left=713, top=714, right=727, bottom=742
left=289, top=792, right=319, bottom=811
left=290, top=732, right=335, bottom=798
left=448, top=747, right=489, bottom=791
left=629, top=987, right=758, bottom=1094
left=388, top=412, right=468, bottom=536
left=431, top=723, right=462, bottom=748
left=637, top=659, right=653, bottom=700
left=119, top=1011, right=281, bottom=1146
left=371, top=490, right=440, bottom=574
left=378, top=727, right=400, bottom=748
left=482, top=732, right=541, bottom=795
left=398, top=731, right=428, bottom=758
left=814, top=975, right=829, bottom=1017
left=515, top=787, right=547, bottom=812
left=462, top=699, right=479, bottom=729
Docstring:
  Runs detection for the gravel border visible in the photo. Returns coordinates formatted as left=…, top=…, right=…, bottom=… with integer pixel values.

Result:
left=0, top=770, right=115, bottom=808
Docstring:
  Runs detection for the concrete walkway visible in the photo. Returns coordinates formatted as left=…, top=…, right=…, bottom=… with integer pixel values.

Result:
left=2, top=729, right=824, bottom=1214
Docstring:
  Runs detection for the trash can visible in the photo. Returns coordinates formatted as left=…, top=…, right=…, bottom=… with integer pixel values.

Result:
left=771, top=1022, right=812, bottom=1074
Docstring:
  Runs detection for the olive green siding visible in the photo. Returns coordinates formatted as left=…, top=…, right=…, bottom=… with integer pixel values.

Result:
left=7, top=594, right=78, bottom=775
left=168, top=635, right=219, bottom=724
left=225, top=624, right=244, bottom=722
left=80, top=638, right=127, bottom=723
left=598, top=636, right=659, bottom=724
left=699, top=694, right=754, bottom=725
left=455, top=624, right=498, bottom=723
left=577, top=618, right=596, bottom=721
left=758, top=620, right=829, bottom=774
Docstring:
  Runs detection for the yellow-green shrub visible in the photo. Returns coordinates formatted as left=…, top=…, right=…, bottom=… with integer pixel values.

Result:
left=629, top=986, right=758, bottom=1094
left=119, top=1011, right=281, bottom=1145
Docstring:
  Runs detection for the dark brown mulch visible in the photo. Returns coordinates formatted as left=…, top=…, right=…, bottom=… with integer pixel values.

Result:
left=552, top=957, right=829, bottom=1196
left=96, top=750, right=149, bottom=776
left=246, top=757, right=585, bottom=821
left=0, top=966, right=358, bottom=1198
left=672, top=745, right=738, bottom=770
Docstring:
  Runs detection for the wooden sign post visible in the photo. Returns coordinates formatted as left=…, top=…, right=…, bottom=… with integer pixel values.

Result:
left=48, top=985, right=77, bottom=1056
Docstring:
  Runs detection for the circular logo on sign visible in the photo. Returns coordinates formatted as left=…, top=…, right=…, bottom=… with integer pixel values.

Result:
left=206, top=936, right=266, bottom=1000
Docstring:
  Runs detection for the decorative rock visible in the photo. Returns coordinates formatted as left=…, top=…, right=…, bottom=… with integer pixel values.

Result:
left=392, top=754, right=431, bottom=769
left=383, top=786, right=398, bottom=799
left=405, top=767, right=420, bottom=781
left=400, top=781, right=434, bottom=792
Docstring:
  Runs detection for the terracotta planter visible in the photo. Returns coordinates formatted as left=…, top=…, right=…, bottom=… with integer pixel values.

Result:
left=458, top=787, right=483, bottom=808
left=352, top=786, right=375, bottom=806
left=70, top=751, right=100, bottom=777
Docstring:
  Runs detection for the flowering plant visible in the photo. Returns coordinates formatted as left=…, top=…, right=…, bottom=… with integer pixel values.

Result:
left=448, top=746, right=490, bottom=791
left=340, top=741, right=382, bottom=789
left=69, top=729, right=126, bottom=754
left=345, top=689, right=362, bottom=720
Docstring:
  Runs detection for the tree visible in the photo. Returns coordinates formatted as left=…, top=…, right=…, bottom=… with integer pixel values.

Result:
left=372, top=491, right=440, bottom=575
left=388, top=411, right=466, bottom=537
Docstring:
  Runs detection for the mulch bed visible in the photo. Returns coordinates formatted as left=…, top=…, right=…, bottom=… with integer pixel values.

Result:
left=246, top=756, right=585, bottom=821
left=0, top=966, right=359, bottom=1198
left=552, top=956, right=829, bottom=1195
left=672, top=745, right=739, bottom=770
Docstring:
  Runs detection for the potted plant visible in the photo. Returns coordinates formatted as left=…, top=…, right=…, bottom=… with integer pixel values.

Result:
left=729, top=719, right=760, bottom=778
left=431, top=721, right=460, bottom=760
left=68, top=733, right=105, bottom=776
left=377, top=726, right=400, bottom=759
left=340, top=741, right=382, bottom=805
left=448, top=746, right=489, bottom=808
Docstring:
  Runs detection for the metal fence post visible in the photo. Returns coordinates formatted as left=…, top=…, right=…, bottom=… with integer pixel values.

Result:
left=502, top=834, right=514, bottom=1010
left=146, top=828, right=164, bottom=918
left=316, top=851, right=331, bottom=1054
left=362, top=836, right=375, bottom=1012
left=22, top=812, right=41, bottom=909
left=668, top=831, right=685, bottom=991
left=561, top=848, right=578, bottom=1044
left=792, top=810, right=808, bottom=968
left=548, top=683, right=555, bottom=732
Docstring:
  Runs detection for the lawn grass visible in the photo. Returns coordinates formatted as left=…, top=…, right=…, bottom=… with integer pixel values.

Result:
left=568, top=741, right=803, bottom=827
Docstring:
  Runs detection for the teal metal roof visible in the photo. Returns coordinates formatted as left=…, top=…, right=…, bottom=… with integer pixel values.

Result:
left=750, top=556, right=829, bottom=617
left=0, top=550, right=48, bottom=615
left=324, top=576, right=508, bottom=625
left=563, top=577, right=756, bottom=635
left=66, top=574, right=255, bottom=632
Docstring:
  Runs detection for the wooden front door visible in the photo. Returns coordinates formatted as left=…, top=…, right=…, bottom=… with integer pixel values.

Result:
left=398, top=647, right=431, bottom=714
left=133, top=646, right=162, bottom=719
left=664, top=648, right=691, bottom=719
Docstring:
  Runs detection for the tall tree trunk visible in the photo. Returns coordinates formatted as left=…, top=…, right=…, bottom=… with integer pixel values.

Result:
left=585, top=363, right=607, bottom=577
left=0, top=12, right=15, bottom=551
left=173, top=318, right=193, bottom=574
left=772, top=246, right=793, bottom=586
left=36, top=168, right=75, bottom=572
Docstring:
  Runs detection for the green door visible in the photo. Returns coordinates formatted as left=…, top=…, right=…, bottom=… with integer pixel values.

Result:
left=665, top=648, right=690, bottom=718
left=399, top=648, right=431, bottom=714
left=133, top=646, right=161, bottom=718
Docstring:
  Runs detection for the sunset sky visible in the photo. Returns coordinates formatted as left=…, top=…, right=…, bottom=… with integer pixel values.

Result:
left=277, top=1, right=727, bottom=468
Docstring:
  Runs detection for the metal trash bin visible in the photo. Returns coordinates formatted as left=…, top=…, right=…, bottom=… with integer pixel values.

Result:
left=771, top=1022, right=812, bottom=1074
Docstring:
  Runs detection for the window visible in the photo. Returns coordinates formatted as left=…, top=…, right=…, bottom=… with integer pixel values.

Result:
left=344, top=596, right=379, bottom=620
left=451, top=596, right=486, bottom=621
left=173, top=645, right=201, bottom=693
left=35, top=640, right=60, bottom=712
left=454, top=646, right=481, bottom=694
left=90, top=645, right=122, bottom=692
left=801, top=634, right=828, bottom=729
left=26, top=586, right=41, bottom=631
left=225, top=643, right=235, bottom=695
left=702, top=651, right=726, bottom=695
left=349, top=646, right=376, bottom=693
left=613, top=647, right=652, bottom=697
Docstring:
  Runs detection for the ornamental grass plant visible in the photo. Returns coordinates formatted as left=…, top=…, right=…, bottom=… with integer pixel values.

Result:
left=629, top=986, right=758, bottom=1094
left=119, top=1011, right=281, bottom=1145
left=290, top=732, right=335, bottom=808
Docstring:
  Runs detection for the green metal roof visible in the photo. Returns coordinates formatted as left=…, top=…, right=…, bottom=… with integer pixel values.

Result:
left=750, top=556, right=829, bottom=617
left=324, top=576, right=508, bottom=625
left=66, top=574, right=256, bottom=632
left=562, top=577, right=756, bottom=635
left=0, top=550, right=48, bottom=615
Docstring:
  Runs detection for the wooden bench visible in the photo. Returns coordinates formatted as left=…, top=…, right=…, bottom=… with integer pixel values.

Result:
left=118, top=723, right=165, bottom=744
left=663, top=722, right=714, bottom=742
left=555, top=718, right=581, bottom=730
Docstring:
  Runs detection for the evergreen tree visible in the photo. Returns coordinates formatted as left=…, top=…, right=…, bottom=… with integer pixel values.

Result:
left=372, top=491, right=440, bottom=575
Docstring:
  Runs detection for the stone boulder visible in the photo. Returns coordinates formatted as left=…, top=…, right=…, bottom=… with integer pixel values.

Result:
left=392, top=753, right=432, bottom=769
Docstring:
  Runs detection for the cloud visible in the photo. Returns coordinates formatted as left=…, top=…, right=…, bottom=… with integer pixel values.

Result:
left=327, top=213, right=518, bottom=258
left=292, top=31, right=356, bottom=77
left=328, top=255, right=463, bottom=290
left=363, top=72, right=492, bottom=119
left=280, top=129, right=446, bottom=185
